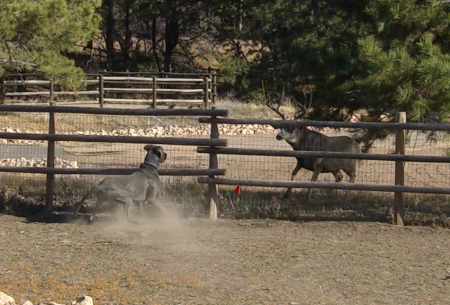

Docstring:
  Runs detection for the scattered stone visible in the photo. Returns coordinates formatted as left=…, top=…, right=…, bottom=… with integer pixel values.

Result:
left=0, top=157, right=78, bottom=169
left=0, top=291, right=84, bottom=305
left=71, top=296, right=93, bottom=305
left=444, top=268, right=450, bottom=280
left=0, top=124, right=280, bottom=141
left=0, top=291, right=15, bottom=305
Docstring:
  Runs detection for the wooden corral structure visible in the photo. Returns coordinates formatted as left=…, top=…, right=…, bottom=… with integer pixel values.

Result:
left=0, top=105, right=227, bottom=220
left=0, top=72, right=217, bottom=108
left=1, top=105, right=450, bottom=225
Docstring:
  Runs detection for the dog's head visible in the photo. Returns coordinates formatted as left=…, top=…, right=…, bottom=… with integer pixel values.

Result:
left=144, top=145, right=167, bottom=163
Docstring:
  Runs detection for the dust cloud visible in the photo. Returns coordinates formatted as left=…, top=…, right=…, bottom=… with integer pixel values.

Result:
left=88, top=198, right=217, bottom=257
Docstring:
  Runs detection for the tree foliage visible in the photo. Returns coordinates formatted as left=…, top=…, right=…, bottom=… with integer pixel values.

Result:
left=3, top=0, right=450, bottom=146
left=354, top=0, right=450, bottom=122
left=0, top=0, right=101, bottom=89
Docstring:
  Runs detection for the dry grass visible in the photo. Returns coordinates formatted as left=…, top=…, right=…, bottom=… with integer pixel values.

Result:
left=0, top=266, right=202, bottom=304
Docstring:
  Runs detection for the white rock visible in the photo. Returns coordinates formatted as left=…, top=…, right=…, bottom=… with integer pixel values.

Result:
left=71, top=296, right=93, bottom=305
left=20, top=301, right=33, bottom=305
left=0, top=291, right=15, bottom=305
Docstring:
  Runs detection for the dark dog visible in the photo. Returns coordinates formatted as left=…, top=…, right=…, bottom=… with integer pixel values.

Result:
left=73, top=145, right=167, bottom=223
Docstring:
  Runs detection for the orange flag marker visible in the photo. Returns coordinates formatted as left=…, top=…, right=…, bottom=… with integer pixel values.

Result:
left=234, top=185, right=242, bottom=195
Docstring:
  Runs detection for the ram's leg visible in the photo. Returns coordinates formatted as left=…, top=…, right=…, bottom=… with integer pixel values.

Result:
left=285, top=160, right=302, bottom=199
left=344, top=172, right=357, bottom=199
left=307, top=168, right=321, bottom=203
left=330, top=171, right=343, bottom=197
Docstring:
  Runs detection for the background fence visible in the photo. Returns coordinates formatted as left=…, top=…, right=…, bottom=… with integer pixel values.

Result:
left=0, top=72, right=217, bottom=108
left=1, top=105, right=450, bottom=225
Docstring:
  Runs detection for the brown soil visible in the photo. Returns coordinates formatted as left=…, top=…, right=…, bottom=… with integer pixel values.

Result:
left=1, top=213, right=449, bottom=305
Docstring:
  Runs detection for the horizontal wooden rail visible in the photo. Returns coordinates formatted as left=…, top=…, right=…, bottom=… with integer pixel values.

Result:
left=96, top=72, right=214, bottom=76
left=197, top=147, right=450, bottom=163
left=5, top=80, right=99, bottom=85
left=0, top=167, right=226, bottom=176
left=103, top=76, right=206, bottom=82
left=0, top=132, right=227, bottom=146
left=102, top=81, right=204, bottom=86
left=197, top=177, right=450, bottom=195
left=198, top=118, right=450, bottom=132
left=5, top=80, right=50, bottom=85
left=5, top=91, right=52, bottom=96
left=103, top=98, right=204, bottom=104
left=5, top=101, right=99, bottom=106
left=103, top=88, right=205, bottom=94
left=5, top=91, right=98, bottom=96
left=0, top=105, right=228, bottom=116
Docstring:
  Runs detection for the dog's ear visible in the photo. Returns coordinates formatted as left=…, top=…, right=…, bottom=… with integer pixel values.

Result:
left=144, top=145, right=153, bottom=151
left=160, top=152, right=167, bottom=163
left=152, top=146, right=167, bottom=163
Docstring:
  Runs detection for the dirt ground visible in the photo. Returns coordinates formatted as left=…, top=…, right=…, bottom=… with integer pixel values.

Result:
left=1, top=212, right=449, bottom=305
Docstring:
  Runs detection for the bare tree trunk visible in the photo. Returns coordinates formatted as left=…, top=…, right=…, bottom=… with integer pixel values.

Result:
left=152, top=17, right=162, bottom=72
left=123, top=0, right=133, bottom=68
left=163, top=17, right=180, bottom=72
left=104, top=0, right=115, bottom=71
left=235, top=0, right=244, bottom=57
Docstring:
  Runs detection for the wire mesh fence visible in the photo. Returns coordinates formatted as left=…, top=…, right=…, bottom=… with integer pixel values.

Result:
left=0, top=112, right=211, bottom=215
left=1, top=112, right=450, bottom=220
left=215, top=126, right=450, bottom=217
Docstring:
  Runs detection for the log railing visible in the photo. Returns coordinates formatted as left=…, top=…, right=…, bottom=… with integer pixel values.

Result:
left=0, top=72, right=218, bottom=108
left=2, top=105, right=450, bottom=224
left=0, top=105, right=227, bottom=214
left=197, top=114, right=450, bottom=226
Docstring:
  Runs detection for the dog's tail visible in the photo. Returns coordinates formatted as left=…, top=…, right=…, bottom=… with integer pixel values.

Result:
left=73, top=187, right=97, bottom=217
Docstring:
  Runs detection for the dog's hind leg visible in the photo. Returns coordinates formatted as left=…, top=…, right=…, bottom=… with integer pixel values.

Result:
left=121, top=198, right=138, bottom=224
left=73, top=187, right=97, bottom=219
left=87, top=194, right=108, bottom=224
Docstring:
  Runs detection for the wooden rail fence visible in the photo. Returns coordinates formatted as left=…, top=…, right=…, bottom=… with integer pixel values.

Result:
left=0, top=72, right=218, bottom=108
left=0, top=105, right=227, bottom=216
left=1, top=106, right=450, bottom=224
left=197, top=113, right=450, bottom=226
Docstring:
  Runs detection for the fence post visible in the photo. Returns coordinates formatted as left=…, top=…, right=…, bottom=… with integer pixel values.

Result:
left=0, top=77, right=5, bottom=104
left=99, top=74, right=104, bottom=108
left=394, top=111, right=406, bottom=226
left=49, top=80, right=54, bottom=103
left=204, top=77, right=210, bottom=109
left=45, top=107, right=56, bottom=212
left=207, top=112, right=219, bottom=220
left=212, top=73, right=217, bottom=108
left=152, top=76, right=157, bottom=109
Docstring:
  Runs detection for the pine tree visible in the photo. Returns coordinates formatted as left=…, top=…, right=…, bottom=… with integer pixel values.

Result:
left=354, top=0, right=450, bottom=123
left=0, top=0, right=101, bottom=89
